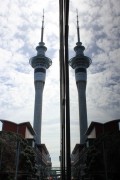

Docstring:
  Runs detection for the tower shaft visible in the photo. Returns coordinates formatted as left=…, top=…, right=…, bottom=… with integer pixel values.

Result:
left=34, top=81, right=44, bottom=144
left=70, top=52, right=91, bottom=144
left=74, top=65, right=89, bottom=144
left=77, top=81, right=87, bottom=144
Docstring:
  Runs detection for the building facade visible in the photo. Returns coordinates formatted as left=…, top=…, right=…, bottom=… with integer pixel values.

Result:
left=71, top=119, right=120, bottom=180
left=0, top=119, right=35, bottom=141
left=0, top=119, right=52, bottom=179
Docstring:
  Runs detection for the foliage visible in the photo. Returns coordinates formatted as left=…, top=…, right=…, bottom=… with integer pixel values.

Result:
left=0, top=131, right=36, bottom=179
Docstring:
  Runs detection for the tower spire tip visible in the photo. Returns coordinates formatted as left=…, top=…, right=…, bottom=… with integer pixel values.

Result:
left=76, top=9, right=80, bottom=43
left=41, top=9, right=44, bottom=43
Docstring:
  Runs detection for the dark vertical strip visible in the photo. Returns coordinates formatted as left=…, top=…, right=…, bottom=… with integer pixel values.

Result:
left=64, top=0, right=71, bottom=179
left=59, top=0, right=65, bottom=179
left=59, top=0, right=71, bottom=179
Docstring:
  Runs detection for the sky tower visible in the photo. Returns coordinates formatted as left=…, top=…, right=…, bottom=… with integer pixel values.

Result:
left=29, top=11, right=52, bottom=144
left=69, top=12, right=92, bottom=144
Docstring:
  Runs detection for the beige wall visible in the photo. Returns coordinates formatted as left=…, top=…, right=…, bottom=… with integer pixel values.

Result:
left=88, top=127, right=96, bottom=139
left=25, top=127, right=34, bottom=139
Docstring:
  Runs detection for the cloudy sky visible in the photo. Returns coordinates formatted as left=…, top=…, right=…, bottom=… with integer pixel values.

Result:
left=0, top=0, right=120, bottom=166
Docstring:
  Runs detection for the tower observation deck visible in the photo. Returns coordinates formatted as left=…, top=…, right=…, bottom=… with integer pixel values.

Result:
left=29, top=10, right=52, bottom=144
left=69, top=11, right=92, bottom=144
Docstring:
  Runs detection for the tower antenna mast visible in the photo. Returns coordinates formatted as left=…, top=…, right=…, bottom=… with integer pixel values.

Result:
left=41, top=9, right=44, bottom=42
left=76, top=9, right=80, bottom=42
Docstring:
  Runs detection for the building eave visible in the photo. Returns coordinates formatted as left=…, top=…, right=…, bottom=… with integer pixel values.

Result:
left=0, top=119, right=35, bottom=136
left=86, top=121, right=103, bottom=135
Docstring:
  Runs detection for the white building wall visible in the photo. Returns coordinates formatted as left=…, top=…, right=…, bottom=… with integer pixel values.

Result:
left=25, top=127, right=34, bottom=139
left=87, top=127, right=96, bottom=139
